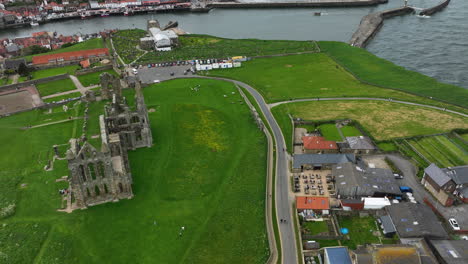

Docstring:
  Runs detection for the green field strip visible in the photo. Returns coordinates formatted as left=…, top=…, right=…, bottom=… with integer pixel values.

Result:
left=437, top=136, right=468, bottom=165
left=412, top=138, right=455, bottom=167
left=420, top=137, right=462, bottom=166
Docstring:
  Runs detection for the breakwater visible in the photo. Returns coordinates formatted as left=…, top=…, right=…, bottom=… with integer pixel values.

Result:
left=208, top=0, right=388, bottom=8
left=419, top=0, right=450, bottom=16
left=349, top=6, right=413, bottom=48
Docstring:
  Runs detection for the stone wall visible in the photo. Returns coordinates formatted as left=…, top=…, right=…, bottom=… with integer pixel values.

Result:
left=208, top=0, right=387, bottom=8
left=75, top=65, right=113, bottom=76
left=0, top=74, right=70, bottom=93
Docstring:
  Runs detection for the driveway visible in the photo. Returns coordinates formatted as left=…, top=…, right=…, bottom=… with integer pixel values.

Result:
left=387, top=154, right=468, bottom=231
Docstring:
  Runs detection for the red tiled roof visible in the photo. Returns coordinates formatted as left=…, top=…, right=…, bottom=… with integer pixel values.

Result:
left=32, top=48, right=109, bottom=65
left=80, top=59, right=90, bottom=68
left=296, top=196, right=329, bottom=210
left=302, top=136, right=337, bottom=150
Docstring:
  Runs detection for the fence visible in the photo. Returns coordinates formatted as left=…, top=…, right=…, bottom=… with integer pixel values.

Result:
left=75, top=65, right=113, bottom=76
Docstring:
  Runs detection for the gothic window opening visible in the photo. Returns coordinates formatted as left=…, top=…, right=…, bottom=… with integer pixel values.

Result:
left=118, top=183, right=124, bottom=193
left=98, top=161, right=105, bottom=178
left=95, top=185, right=101, bottom=196
left=89, top=163, right=97, bottom=180
left=104, top=184, right=109, bottom=194
left=79, top=165, right=86, bottom=182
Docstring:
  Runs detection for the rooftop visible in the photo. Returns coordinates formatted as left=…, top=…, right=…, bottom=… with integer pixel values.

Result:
left=424, top=163, right=452, bottom=187
left=386, top=203, right=448, bottom=239
left=32, top=48, right=109, bottom=65
left=302, top=136, right=338, bottom=150
left=296, top=196, right=329, bottom=210
left=324, top=247, right=352, bottom=264
left=346, top=136, right=376, bottom=150
left=429, top=240, right=468, bottom=264
left=292, top=153, right=356, bottom=169
left=443, top=165, right=468, bottom=185
left=333, top=163, right=401, bottom=198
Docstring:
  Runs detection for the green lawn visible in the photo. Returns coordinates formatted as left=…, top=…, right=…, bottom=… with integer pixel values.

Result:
left=340, top=125, right=362, bottom=137
left=0, top=78, right=269, bottom=263
left=137, top=34, right=318, bottom=64
left=272, top=100, right=468, bottom=153
left=377, top=142, right=398, bottom=152
left=318, top=123, right=342, bottom=141
left=318, top=41, right=468, bottom=108
left=338, top=215, right=380, bottom=250
left=24, top=38, right=105, bottom=62
left=32, top=65, right=80, bottom=80
left=302, top=221, right=328, bottom=235
left=43, top=92, right=82, bottom=103
left=77, top=69, right=118, bottom=87
left=36, top=78, right=77, bottom=97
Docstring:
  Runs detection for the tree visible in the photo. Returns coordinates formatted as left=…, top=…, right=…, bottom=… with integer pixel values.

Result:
left=17, top=63, right=30, bottom=77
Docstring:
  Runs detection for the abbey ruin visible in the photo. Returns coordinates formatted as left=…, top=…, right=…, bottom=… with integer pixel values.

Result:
left=64, top=73, right=152, bottom=211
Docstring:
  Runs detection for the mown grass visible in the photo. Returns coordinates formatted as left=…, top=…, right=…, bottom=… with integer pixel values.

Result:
left=77, top=69, right=118, bottom=87
left=137, top=34, right=318, bottom=64
left=43, top=92, right=82, bottom=103
left=302, top=221, right=328, bottom=236
left=0, top=78, right=269, bottom=263
left=272, top=100, right=468, bottom=153
left=377, top=142, right=398, bottom=152
left=318, top=124, right=342, bottom=141
left=338, top=215, right=380, bottom=250
left=24, top=38, right=105, bottom=62
left=36, top=78, right=77, bottom=97
left=318, top=41, right=468, bottom=108
left=31, top=65, right=79, bottom=80
left=340, top=125, right=362, bottom=137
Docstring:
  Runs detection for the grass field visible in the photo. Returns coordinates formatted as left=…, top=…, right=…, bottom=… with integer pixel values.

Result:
left=77, top=69, right=118, bottom=87
left=377, top=142, right=398, bottom=152
left=137, top=34, right=318, bottom=64
left=338, top=215, right=380, bottom=250
left=31, top=65, right=79, bottom=80
left=318, top=123, right=342, bottom=141
left=340, top=125, right=362, bottom=137
left=403, top=135, right=468, bottom=168
left=318, top=41, right=468, bottom=108
left=43, top=92, right=82, bottom=103
left=302, top=221, right=328, bottom=236
left=272, top=100, right=468, bottom=153
left=24, top=38, right=105, bottom=62
left=0, top=78, right=269, bottom=263
left=36, top=78, right=77, bottom=97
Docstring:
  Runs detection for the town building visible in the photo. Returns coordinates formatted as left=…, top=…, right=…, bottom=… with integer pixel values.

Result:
left=341, top=136, right=377, bottom=154
left=428, top=240, right=468, bottom=264
left=378, top=215, right=397, bottom=238
left=332, top=162, right=401, bottom=199
left=2, top=58, right=26, bottom=71
left=421, top=163, right=468, bottom=206
left=296, top=196, right=329, bottom=215
left=385, top=203, right=448, bottom=239
left=140, top=19, right=179, bottom=51
left=302, top=136, right=338, bottom=154
left=323, top=247, right=353, bottom=264
left=292, top=153, right=356, bottom=172
left=351, top=244, right=427, bottom=264
left=32, top=48, right=109, bottom=66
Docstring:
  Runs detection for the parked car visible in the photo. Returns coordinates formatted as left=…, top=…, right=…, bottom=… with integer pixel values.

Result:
left=449, top=218, right=461, bottom=231
left=399, top=186, right=413, bottom=193
left=394, top=173, right=404, bottom=179
left=148, top=64, right=152, bottom=68
left=132, top=68, right=138, bottom=75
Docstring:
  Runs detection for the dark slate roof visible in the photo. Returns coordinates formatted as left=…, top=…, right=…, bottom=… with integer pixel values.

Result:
left=443, top=165, right=468, bottom=185
left=424, top=163, right=452, bottom=187
left=380, top=215, right=396, bottom=234
left=3, top=58, right=26, bottom=70
left=324, top=247, right=352, bottom=264
left=292, top=154, right=356, bottom=169
left=5, top=44, right=19, bottom=53
left=345, top=136, right=376, bottom=150
left=429, top=240, right=468, bottom=264
left=333, top=163, right=401, bottom=197
left=386, top=203, right=448, bottom=239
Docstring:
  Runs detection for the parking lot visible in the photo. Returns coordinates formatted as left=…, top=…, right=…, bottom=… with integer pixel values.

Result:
left=133, top=65, right=195, bottom=84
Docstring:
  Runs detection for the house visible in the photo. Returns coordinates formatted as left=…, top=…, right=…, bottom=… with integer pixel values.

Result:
left=292, top=153, right=356, bottom=172
left=296, top=196, right=329, bottom=214
left=351, top=245, right=424, bottom=264
left=140, top=20, right=179, bottom=52
left=421, top=163, right=457, bottom=206
left=323, top=247, right=353, bottom=264
left=2, top=58, right=26, bottom=71
left=302, top=136, right=338, bottom=154
left=385, top=203, right=448, bottom=239
left=333, top=163, right=401, bottom=199
left=428, top=240, right=468, bottom=264
left=444, top=165, right=468, bottom=203
left=378, top=215, right=396, bottom=238
left=32, top=48, right=109, bottom=66
left=341, top=136, right=377, bottom=154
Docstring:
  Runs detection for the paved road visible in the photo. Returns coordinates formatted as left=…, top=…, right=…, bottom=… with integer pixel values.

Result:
left=269, top=97, right=468, bottom=117
left=195, top=76, right=298, bottom=264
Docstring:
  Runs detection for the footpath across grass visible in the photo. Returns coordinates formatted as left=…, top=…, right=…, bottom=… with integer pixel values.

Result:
left=36, top=78, right=77, bottom=97
left=272, top=100, right=468, bottom=153
left=0, top=78, right=269, bottom=263
left=318, top=41, right=468, bottom=108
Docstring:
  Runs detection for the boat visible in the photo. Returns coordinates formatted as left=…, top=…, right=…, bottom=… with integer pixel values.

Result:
left=101, top=11, right=110, bottom=17
left=314, top=12, right=321, bottom=16
left=124, top=9, right=134, bottom=16
left=30, top=20, right=39, bottom=26
left=80, top=13, right=89, bottom=19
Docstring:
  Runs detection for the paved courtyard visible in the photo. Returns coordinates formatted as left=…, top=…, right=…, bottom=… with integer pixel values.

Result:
left=292, top=169, right=334, bottom=197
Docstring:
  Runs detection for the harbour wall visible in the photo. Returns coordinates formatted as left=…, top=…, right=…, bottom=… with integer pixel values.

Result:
left=349, top=6, right=413, bottom=48
left=419, top=0, right=450, bottom=16
left=208, top=0, right=388, bottom=8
